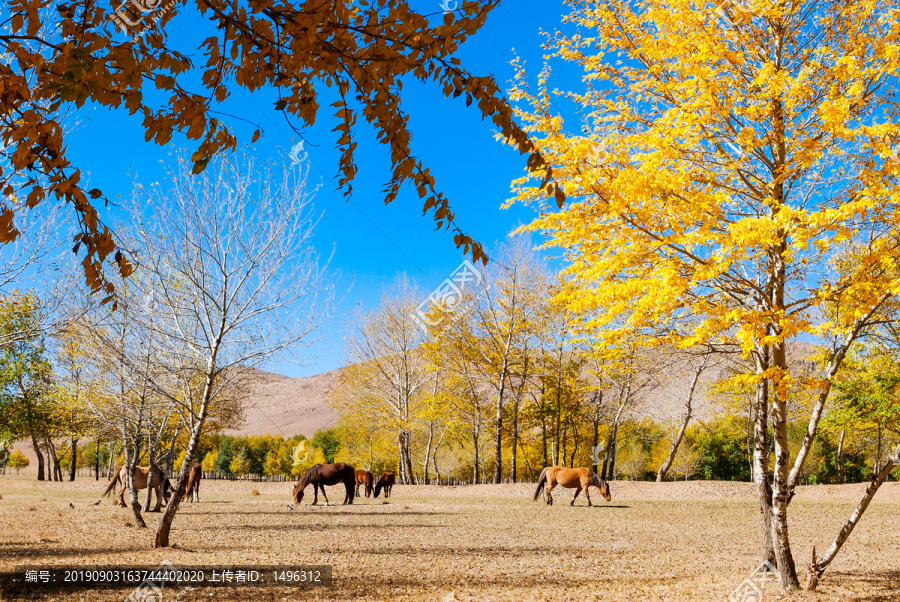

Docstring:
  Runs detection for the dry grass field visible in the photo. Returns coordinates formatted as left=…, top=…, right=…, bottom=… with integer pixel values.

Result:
left=0, top=473, right=898, bottom=601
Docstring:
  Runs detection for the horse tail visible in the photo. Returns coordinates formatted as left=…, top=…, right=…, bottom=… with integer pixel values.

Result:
left=533, top=467, right=549, bottom=501
left=102, top=467, right=122, bottom=498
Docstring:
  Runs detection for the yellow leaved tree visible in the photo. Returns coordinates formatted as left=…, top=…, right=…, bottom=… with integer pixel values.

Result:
left=508, top=0, right=900, bottom=591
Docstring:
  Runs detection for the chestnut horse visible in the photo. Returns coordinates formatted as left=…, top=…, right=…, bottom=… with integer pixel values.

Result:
left=182, top=462, right=202, bottom=502
left=355, top=470, right=373, bottom=498
left=292, top=463, right=356, bottom=506
left=533, top=466, right=611, bottom=507
left=373, top=472, right=395, bottom=498
left=102, top=466, right=172, bottom=511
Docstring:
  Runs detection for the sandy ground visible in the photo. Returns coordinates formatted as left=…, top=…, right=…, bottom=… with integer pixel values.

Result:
left=0, top=473, right=898, bottom=601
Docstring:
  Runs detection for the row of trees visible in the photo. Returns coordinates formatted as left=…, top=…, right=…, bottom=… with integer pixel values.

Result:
left=0, top=152, right=333, bottom=549
left=329, top=411, right=889, bottom=486
left=330, top=240, right=900, bottom=491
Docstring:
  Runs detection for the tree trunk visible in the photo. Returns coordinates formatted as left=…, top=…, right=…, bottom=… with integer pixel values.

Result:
left=607, top=424, right=619, bottom=481
left=472, top=422, right=480, bottom=484
left=602, top=423, right=619, bottom=480
left=432, top=429, right=445, bottom=482
left=554, top=383, right=562, bottom=466
left=106, top=441, right=118, bottom=479
left=423, top=423, right=435, bottom=485
left=769, top=297, right=800, bottom=588
left=753, top=376, right=776, bottom=568
left=510, top=352, right=528, bottom=483
left=402, top=431, right=414, bottom=485
left=165, top=423, right=182, bottom=475
left=124, top=439, right=147, bottom=528
left=541, top=415, right=548, bottom=469
left=142, top=463, right=157, bottom=513
left=155, top=353, right=222, bottom=548
left=30, top=430, right=44, bottom=481
left=511, top=396, right=520, bottom=483
left=836, top=430, right=845, bottom=484
left=657, top=358, right=705, bottom=482
left=94, top=439, right=101, bottom=480
left=45, top=438, right=61, bottom=481
left=805, top=459, right=896, bottom=591
left=657, top=415, right=690, bottom=483
left=69, top=438, right=78, bottom=482
left=874, top=424, right=883, bottom=476
left=493, top=378, right=507, bottom=484
left=568, top=432, right=578, bottom=468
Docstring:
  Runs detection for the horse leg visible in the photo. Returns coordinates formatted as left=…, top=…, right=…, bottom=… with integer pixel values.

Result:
left=194, top=481, right=200, bottom=503
left=546, top=480, right=555, bottom=506
left=585, top=486, right=593, bottom=507
left=571, top=487, right=581, bottom=506
left=153, top=484, right=162, bottom=512
left=320, top=485, right=330, bottom=507
left=312, top=484, right=319, bottom=506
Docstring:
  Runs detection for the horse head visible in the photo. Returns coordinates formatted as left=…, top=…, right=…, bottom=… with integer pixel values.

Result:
left=592, top=473, right=612, bottom=501
left=292, top=481, right=304, bottom=504
left=373, top=477, right=383, bottom=498
left=598, top=479, right=611, bottom=501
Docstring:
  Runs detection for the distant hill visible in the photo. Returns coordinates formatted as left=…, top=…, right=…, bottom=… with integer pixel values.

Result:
left=224, top=367, right=340, bottom=439
left=225, top=342, right=824, bottom=437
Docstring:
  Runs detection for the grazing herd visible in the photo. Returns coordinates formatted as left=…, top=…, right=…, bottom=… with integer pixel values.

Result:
left=101, top=462, right=611, bottom=509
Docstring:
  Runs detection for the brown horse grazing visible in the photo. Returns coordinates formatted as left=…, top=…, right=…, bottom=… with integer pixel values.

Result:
left=355, top=470, right=373, bottom=498
left=293, top=463, right=356, bottom=506
left=533, top=466, right=611, bottom=507
left=182, top=462, right=202, bottom=503
left=373, top=472, right=395, bottom=498
left=102, top=466, right=172, bottom=511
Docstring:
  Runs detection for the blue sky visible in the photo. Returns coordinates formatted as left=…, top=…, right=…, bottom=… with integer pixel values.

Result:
left=62, top=1, right=576, bottom=377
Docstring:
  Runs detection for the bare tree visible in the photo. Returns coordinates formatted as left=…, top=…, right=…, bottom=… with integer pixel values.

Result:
left=656, top=351, right=713, bottom=482
left=120, top=152, right=333, bottom=547
left=469, top=239, right=544, bottom=483
left=337, top=275, right=430, bottom=484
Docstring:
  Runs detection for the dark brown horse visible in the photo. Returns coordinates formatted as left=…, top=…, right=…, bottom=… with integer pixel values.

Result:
left=533, top=466, right=611, bottom=507
left=355, top=470, right=373, bottom=498
left=182, top=462, right=202, bottom=503
left=373, top=472, right=395, bottom=498
left=293, top=463, right=356, bottom=506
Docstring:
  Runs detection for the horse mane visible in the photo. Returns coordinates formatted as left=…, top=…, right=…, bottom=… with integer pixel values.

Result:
left=298, top=464, right=323, bottom=489
left=591, top=472, right=607, bottom=488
